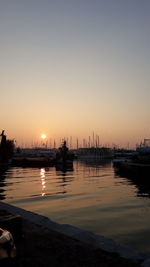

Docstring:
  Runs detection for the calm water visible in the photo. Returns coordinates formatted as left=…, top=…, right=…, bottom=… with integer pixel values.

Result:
left=0, top=160, right=150, bottom=254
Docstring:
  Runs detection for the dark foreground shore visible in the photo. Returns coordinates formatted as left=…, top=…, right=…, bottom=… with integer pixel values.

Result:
left=0, top=207, right=141, bottom=267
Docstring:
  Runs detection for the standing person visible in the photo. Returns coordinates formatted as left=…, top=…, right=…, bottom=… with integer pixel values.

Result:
left=0, top=130, right=6, bottom=146
left=61, top=141, right=68, bottom=162
left=0, top=130, right=7, bottom=162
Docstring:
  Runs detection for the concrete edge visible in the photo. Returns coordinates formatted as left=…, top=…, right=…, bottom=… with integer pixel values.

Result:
left=0, top=201, right=149, bottom=264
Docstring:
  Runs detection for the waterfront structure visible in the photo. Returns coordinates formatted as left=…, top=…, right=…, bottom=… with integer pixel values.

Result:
left=77, top=147, right=113, bottom=160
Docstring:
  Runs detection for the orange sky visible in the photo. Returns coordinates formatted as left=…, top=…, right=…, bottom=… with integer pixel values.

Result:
left=0, top=1, right=150, bottom=148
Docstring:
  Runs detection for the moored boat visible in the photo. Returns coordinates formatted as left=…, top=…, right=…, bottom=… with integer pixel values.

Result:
left=113, top=139, right=150, bottom=177
left=11, top=156, right=55, bottom=167
left=114, top=161, right=150, bottom=177
left=12, top=148, right=56, bottom=167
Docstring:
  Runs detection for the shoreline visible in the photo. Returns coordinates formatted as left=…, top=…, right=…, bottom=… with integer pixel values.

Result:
left=0, top=202, right=150, bottom=266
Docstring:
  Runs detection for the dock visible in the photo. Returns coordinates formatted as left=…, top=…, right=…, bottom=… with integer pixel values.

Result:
left=0, top=202, right=149, bottom=267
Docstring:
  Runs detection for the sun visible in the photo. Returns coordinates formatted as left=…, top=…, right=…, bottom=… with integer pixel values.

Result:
left=41, top=134, right=47, bottom=140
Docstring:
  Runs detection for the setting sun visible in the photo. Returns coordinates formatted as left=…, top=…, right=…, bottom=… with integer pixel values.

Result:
left=41, top=134, right=47, bottom=140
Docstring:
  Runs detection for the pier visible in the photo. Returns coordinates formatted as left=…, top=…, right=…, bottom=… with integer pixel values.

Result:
left=0, top=202, right=148, bottom=267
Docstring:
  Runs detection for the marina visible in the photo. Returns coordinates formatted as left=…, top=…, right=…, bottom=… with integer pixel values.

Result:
left=1, top=1, right=150, bottom=265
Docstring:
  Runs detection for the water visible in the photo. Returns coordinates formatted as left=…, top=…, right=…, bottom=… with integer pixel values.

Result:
left=0, top=160, right=150, bottom=254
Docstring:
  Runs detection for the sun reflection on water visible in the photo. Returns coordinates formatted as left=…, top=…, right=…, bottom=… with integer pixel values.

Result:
left=40, top=168, right=46, bottom=196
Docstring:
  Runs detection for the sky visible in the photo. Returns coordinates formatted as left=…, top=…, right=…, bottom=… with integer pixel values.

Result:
left=0, top=0, right=150, bottom=148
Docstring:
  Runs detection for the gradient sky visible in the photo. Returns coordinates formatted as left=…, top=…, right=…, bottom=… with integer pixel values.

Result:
left=0, top=0, right=150, bottom=148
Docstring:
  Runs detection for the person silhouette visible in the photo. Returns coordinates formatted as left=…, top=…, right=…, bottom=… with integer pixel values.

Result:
left=61, top=141, right=68, bottom=162
left=0, top=130, right=6, bottom=146
left=0, top=130, right=7, bottom=162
